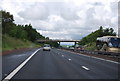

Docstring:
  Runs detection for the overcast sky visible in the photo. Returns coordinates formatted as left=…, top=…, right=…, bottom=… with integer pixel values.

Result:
left=0, top=0, right=119, bottom=40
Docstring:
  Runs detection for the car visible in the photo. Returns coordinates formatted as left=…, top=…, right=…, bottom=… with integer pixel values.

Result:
left=74, top=45, right=84, bottom=51
left=69, top=46, right=74, bottom=50
left=69, top=46, right=74, bottom=51
left=43, top=44, right=51, bottom=51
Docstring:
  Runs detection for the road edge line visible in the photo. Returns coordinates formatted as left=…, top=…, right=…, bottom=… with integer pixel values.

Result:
left=2, top=48, right=40, bottom=81
left=58, top=49, right=119, bottom=64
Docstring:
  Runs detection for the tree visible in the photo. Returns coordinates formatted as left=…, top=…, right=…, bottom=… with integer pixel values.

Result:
left=2, top=11, right=14, bottom=34
left=46, top=37, right=49, bottom=40
left=1, top=10, right=46, bottom=42
left=99, top=26, right=103, bottom=31
left=78, top=26, right=116, bottom=46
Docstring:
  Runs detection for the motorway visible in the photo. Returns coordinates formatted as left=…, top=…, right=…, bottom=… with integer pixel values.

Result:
left=2, top=48, right=119, bottom=80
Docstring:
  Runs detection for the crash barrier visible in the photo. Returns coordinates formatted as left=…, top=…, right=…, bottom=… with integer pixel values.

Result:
left=60, top=48, right=120, bottom=58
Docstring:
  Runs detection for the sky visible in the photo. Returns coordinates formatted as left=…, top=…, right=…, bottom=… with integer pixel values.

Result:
left=0, top=0, right=119, bottom=41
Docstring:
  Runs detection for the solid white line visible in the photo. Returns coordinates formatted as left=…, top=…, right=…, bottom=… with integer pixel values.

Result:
left=82, top=66, right=90, bottom=70
left=77, top=52, right=119, bottom=64
left=60, top=49, right=119, bottom=64
left=91, top=56, right=119, bottom=64
left=3, top=48, right=41, bottom=80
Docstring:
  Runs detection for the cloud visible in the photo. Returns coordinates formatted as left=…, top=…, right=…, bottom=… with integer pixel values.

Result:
left=60, top=4, right=80, bottom=20
left=0, top=0, right=118, bottom=40
left=91, top=2, right=103, bottom=6
left=18, top=3, right=49, bottom=20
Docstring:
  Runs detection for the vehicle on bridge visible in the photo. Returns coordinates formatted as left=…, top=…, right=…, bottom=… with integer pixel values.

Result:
left=43, top=44, right=51, bottom=51
left=96, top=36, right=120, bottom=52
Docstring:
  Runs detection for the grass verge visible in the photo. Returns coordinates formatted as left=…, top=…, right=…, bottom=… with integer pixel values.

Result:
left=84, top=42, right=96, bottom=51
left=2, top=34, right=40, bottom=51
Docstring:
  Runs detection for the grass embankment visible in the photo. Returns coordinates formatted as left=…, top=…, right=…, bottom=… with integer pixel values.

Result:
left=2, top=34, right=41, bottom=51
left=84, top=42, right=96, bottom=51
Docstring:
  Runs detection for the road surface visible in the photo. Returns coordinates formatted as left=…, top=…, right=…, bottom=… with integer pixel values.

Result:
left=2, top=48, right=119, bottom=80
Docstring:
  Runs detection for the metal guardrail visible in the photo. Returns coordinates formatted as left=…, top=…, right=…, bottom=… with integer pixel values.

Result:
left=60, top=48, right=120, bottom=58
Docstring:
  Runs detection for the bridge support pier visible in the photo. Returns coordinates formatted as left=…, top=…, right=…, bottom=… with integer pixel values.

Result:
left=74, top=42, right=76, bottom=46
left=74, top=42, right=78, bottom=46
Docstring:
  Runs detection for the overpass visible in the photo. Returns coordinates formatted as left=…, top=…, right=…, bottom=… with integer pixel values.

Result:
left=36, top=39, right=80, bottom=45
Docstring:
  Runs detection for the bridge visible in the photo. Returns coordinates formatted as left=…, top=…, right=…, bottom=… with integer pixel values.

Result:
left=36, top=39, right=80, bottom=45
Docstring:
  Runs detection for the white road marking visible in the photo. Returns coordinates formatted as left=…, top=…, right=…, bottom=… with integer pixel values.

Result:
left=91, top=56, right=119, bottom=64
left=62, top=55, right=64, bottom=57
left=68, top=59, right=71, bottom=61
left=77, top=52, right=119, bottom=64
left=3, top=48, right=41, bottom=80
left=59, top=49, right=119, bottom=64
left=82, top=66, right=90, bottom=70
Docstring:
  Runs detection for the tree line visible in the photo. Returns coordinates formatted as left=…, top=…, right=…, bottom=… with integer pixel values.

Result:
left=78, top=26, right=116, bottom=45
left=1, top=10, right=59, bottom=47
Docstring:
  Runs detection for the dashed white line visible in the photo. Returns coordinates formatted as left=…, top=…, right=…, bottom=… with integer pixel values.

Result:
left=68, top=58, right=71, bottom=61
left=82, top=66, right=90, bottom=70
left=62, top=55, right=64, bottom=57
left=3, top=48, right=41, bottom=80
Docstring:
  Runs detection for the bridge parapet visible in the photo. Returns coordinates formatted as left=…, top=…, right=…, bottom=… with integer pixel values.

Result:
left=36, top=39, right=80, bottom=42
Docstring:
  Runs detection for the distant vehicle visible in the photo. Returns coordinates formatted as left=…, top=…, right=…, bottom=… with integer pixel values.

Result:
left=69, top=46, right=74, bottom=49
left=69, top=46, right=74, bottom=50
left=96, top=36, right=120, bottom=52
left=43, top=44, right=51, bottom=51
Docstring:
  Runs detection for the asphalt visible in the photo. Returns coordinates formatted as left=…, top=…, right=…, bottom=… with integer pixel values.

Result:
left=2, top=48, right=38, bottom=79
left=2, top=48, right=119, bottom=80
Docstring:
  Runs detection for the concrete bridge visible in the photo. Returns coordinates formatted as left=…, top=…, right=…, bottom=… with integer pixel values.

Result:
left=36, top=39, right=80, bottom=45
